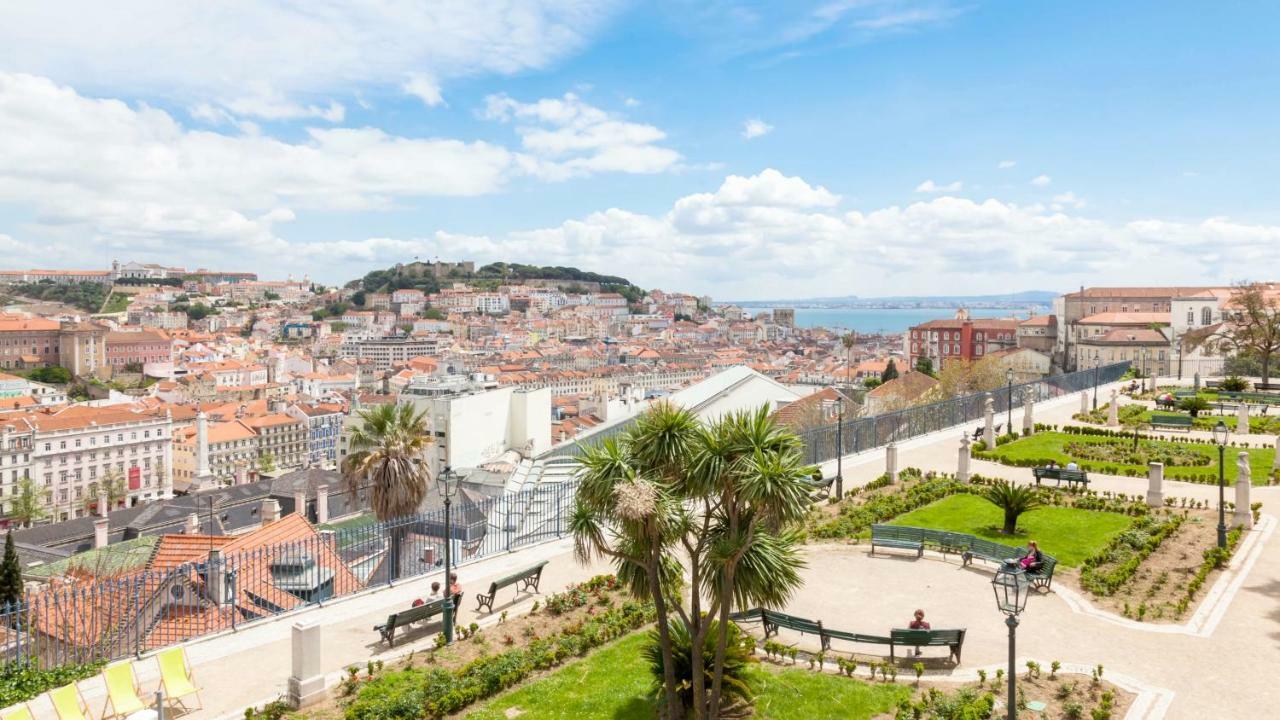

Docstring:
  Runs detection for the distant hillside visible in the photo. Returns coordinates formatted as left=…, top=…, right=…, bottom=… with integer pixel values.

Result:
left=736, top=290, right=1057, bottom=306
left=347, top=261, right=642, bottom=305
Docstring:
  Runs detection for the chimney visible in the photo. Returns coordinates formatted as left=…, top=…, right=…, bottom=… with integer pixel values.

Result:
left=93, top=518, right=109, bottom=549
left=262, top=498, right=281, bottom=525
left=97, top=491, right=109, bottom=518
left=186, top=513, right=200, bottom=534
left=293, top=489, right=308, bottom=520
left=315, top=485, right=329, bottom=524
left=207, top=549, right=228, bottom=605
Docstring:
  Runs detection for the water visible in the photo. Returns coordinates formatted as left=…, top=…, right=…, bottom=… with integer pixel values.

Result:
left=755, top=306, right=1043, bottom=334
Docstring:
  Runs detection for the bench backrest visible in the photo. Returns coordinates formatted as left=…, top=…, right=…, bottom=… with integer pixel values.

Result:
left=491, top=561, right=548, bottom=592
left=388, top=595, right=455, bottom=625
left=763, top=609, right=823, bottom=635
left=1059, top=469, right=1088, bottom=481
left=871, top=524, right=924, bottom=543
left=1151, top=414, right=1192, bottom=425
left=1033, top=467, right=1062, bottom=479
left=823, top=628, right=891, bottom=644
left=891, top=628, right=965, bottom=645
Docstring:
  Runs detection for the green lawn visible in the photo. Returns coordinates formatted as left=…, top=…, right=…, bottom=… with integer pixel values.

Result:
left=889, top=494, right=1133, bottom=567
left=466, top=632, right=910, bottom=720
left=983, top=431, right=1276, bottom=485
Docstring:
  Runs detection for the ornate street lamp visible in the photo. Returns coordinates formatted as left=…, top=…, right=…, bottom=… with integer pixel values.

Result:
left=1005, top=367, right=1015, bottom=433
left=1212, top=422, right=1229, bottom=549
left=439, top=465, right=459, bottom=643
left=992, top=562, right=1030, bottom=720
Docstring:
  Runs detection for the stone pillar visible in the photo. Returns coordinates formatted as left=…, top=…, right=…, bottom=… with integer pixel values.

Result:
left=207, top=549, right=228, bottom=604
left=97, top=491, right=109, bottom=517
left=1273, top=436, right=1280, bottom=471
left=262, top=498, right=281, bottom=525
left=1080, top=391, right=1089, bottom=415
left=983, top=397, right=995, bottom=448
left=1234, top=452, right=1253, bottom=529
left=93, top=518, right=109, bottom=549
left=289, top=620, right=325, bottom=709
left=957, top=434, right=971, bottom=482
left=885, top=442, right=899, bottom=483
left=1107, top=389, right=1120, bottom=426
left=316, top=485, right=329, bottom=524
left=1022, top=399, right=1034, bottom=435
left=195, top=410, right=211, bottom=478
left=294, top=489, right=308, bottom=520
left=1146, top=462, right=1164, bottom=508
left=1237, top=402, right=1250, bottom=434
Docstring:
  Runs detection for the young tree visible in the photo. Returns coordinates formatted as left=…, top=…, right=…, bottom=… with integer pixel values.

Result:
left=258, top=452, right=277, bottom=474
left=341, top=403, right=434, bottom=581
left=0, top=532, right=21, bottom=608
left=10, top=479, right=45, bottom=528
left=914, top=357, right=935, bottom=377
left=881, top=358, right=899, bottom=383
left=984, top=480, right=1043, bottom=535
left=1217, top=282, right=1280, bottom=386
left=571, top=404, right=811, bottom=719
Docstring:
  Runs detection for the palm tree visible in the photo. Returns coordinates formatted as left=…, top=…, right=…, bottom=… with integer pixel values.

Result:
left=341, top=403, right=434, bottom=581
left=983, top=480, right=1043, bottom=534
left=841, top=332, right=857, bottom=385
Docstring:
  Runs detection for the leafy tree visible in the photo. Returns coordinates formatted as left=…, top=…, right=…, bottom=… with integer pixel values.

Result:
left=185, top=303, right=214, bottom=320
left=10, top=479, right=45, bottom=528
left=932, top=356, right=1005, bottom=399
left=263, top=291, right=280, bottom=301
left=914, top=357, right=935, bottom=376
left=422, top=307, right=446, bottom=321
left=881, top=358, right=899, bottom=383
left=1216, top=282, right=1280, bottom=385
left=26, top=366, right=71, bottom=384
left=83, top=470, right=128, bottom=513
left=0, top=532, right=22, bottom=608
left=341, top=404, right=434, bottom=580
left=863, top=377, right=882, bottom=389
left=1178, top=396, right=1210, bottom=416
left=258, top=452, right=277, bottom=474
left=351, top=290, right=367, bottom=307
left=983, top=480, right=1043, bottom=535
left=572, top=404, right=811, bottom=719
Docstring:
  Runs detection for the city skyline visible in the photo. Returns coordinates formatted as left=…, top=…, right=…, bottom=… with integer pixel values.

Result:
left=1, top=1, right=1278, bottom=299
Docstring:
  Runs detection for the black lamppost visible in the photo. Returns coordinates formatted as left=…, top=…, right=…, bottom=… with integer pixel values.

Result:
left=1005, top=367, right=1014, bottom=433
left=835, top=396, right=845, bottom=500
left=992, top=562, right=1030, bottom=720
left=1212, top=422, right=1228, bottom=549
left=439, top=465, right=458, bottom=643
left=1092, top=357, right=1100, bottom=411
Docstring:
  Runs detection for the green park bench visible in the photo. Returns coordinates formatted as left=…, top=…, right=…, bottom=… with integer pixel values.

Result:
left=804, top=475, right=836, bottom=500
left=1150, top=413, right=1193, bottom=431
left=870, top=524, right=924, bottom=558
left=960, top=537, right=1058, bottom=591
left=475, top=560, right=548, bottom=613
left=374, top=593, right=464, bottom=647
left=1031, top=467, right=1090, bottom=489
left=732, top=608, right=967, bottom=664
left=1173, top=390, right=1198, bottom=399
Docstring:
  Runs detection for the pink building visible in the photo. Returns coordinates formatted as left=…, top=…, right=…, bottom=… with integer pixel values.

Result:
left=105, top=329, right=174, bottom=368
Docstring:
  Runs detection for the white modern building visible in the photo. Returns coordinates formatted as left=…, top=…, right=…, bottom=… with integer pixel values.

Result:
left=397, top=376, right=551, bottom=474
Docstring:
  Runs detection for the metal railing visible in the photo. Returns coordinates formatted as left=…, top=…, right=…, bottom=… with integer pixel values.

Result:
left=794, top=361, right=1131, bottom=465
left=0, top=479, right=579, bottom=669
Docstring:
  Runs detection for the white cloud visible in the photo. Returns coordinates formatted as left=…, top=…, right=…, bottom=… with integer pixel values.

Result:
left=289, top=169, right=1280, bottom=297
left=623, top=97, right=641, bottom=107
left=482, top=92, right=680, bottom=178
left=0, top=73, right=686, bottom=263
left=1031, top=174, right=1052, bottom=187
left=402, top=73, right=445, bottom=107
left=0, top=1, right=619, bottom=118
left=997, top=160, right=1017, bottom=169
left=1051, top=191, right=1086, bottom=210
left=915, top=179, right=963, bottom=193
left=741, top=118, right=774, bottom=139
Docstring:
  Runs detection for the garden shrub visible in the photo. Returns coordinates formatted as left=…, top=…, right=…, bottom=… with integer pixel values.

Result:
left=1079, top=515, right=1183, bottom=596
left=0, top=660, right=106, bottom=709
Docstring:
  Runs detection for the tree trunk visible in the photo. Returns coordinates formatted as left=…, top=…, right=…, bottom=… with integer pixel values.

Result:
left=1264, top=354, right=1271, bottom=388
left=648, top=540, right=683, bottom=719
left=688, top=553, right=707, bottom=720
left=1003, top=509, right=1018, bottom=535
left=706, top=564, right=736, bottom=720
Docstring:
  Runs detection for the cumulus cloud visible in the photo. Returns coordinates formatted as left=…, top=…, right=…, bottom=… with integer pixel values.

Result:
left=0, top=1, right=618, bottom=120
left=1031, top=174, right=1052, bottom=187
left=402, top=73, right=445, bottom=107
left=997, top=160, right=1017, bottom=169
left=482, top=92, right=680, bottom=178
left=741, top=118, right=774, bottom=139
left=288, top=169, right=1280, bottom=298
left=1051, top=191, right=1086, bottom=210
left=915, top=179, right=963, bottom=193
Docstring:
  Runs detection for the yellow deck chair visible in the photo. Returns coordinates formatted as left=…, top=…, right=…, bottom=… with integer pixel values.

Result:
left=157, top=647, right=202, bottom=712
left=48, top=683, right=89, bottom=720
left=1, top=705, right=35, bottom=720
left=102, top=662, right=149, bottom=718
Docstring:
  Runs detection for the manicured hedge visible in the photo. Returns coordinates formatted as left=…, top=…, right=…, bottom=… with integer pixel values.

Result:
left=0, top=660, right=105, bottom=709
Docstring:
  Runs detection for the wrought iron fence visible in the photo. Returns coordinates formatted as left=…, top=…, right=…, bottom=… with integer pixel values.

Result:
left=0, top=479, right=579, bottom=669
left=794, top=361, right=1131, bottom=465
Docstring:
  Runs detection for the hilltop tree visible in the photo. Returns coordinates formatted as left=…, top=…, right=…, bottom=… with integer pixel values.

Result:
left=881, top=358, right=899, bottom=383
left=1217, top=282, right=1280, bottom=386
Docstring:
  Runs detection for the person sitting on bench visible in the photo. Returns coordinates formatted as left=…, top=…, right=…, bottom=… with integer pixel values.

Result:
left=1019, top=541, right=1044, bottom=574
left=1045, top=460, right=1059, bottom=470
left=1065, top=460, right=1079, bottom=471
left=908, top=609, right=931, bottom=656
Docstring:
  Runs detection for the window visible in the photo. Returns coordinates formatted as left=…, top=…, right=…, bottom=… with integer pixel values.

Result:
left=1202, top=307, right=1212, bottom=325
left=1187, top=310, right=1195, bottom=325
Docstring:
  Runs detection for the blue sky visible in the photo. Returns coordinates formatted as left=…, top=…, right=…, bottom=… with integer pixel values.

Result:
left=0, top=1, right=1277, bottom=300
